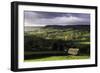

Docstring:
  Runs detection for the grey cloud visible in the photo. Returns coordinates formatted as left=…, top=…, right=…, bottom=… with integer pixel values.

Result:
left=24, top=11, right=90, bottom=26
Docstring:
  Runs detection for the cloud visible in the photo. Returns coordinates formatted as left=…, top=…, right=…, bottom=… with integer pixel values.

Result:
left=24, top=11, right=90, bottom=26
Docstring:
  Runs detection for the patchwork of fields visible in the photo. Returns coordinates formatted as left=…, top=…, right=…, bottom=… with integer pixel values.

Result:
left=24, top=25, right=90, bottom=61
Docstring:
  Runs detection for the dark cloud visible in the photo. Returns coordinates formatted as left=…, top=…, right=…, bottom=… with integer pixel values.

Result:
left=24, top=11, right=90, bottom=26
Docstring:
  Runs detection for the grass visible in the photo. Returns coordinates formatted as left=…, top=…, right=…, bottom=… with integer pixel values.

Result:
left=79, top=42, right=90, bottom=44
left=24, top=55, right=90, bottom=62
left=25, top=51, right=65, bottom=55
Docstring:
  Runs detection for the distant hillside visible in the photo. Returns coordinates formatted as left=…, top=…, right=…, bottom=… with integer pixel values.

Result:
left=44, top=25, right=90, bottom=30
left=24, top=26, right=42, bottom=31
left=25, top=25, right=90, bottom=31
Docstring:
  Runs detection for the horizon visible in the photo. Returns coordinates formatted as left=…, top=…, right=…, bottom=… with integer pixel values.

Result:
left=24, top=24, right=90, bottom=27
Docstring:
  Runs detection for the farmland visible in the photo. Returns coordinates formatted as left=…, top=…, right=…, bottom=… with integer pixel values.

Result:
left=24, top=25, right=90, bottom=61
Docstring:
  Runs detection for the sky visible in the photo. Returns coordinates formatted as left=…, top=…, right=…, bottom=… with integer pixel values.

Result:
left=24, top=11, right=90, bottom=26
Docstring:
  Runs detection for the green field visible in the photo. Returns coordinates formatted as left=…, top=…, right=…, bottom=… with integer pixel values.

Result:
left=24, top=25, right=90, bottom=61
left=25, top=56, right=90, bottom=62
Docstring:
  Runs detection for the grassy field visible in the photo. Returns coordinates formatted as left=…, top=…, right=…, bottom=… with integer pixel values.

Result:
left=24, top=56, right=90, bottom=62
left=24, top=25, right=90, bottom=61
left=25, top=51, right=65, bottom=55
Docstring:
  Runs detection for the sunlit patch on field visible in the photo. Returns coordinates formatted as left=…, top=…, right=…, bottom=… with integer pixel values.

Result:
left=24, top=56, right=90, bottom=62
